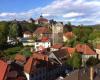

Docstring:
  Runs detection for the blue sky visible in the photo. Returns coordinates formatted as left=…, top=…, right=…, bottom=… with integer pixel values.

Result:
left=0, top=0, right=100, bottom=25
left=0, top=0, right=53, bottom=12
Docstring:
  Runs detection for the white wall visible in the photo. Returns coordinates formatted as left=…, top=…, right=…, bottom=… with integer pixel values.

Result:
left=23, top=34, right=31, bottom=38
left=23, top=42, right=34, bottom=46
left=34, top=42, right=51, bottom=51
left=82, top=54, right=97, bottom=62
left=96, top=49, right=100, bottom=60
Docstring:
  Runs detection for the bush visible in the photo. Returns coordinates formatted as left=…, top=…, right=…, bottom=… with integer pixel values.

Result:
left=86, top=57, right=99, bottom=67
left=3, top=47, right=22, bottom=59
left=66, top=52, right=82, bottom=69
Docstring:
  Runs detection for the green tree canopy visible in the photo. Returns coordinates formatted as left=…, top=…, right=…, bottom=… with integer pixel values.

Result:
left=67, top=52, right=82, bottom=68
left=0, top=21, right=9, bottom=45
left=86, top=57, right=99, bottom=67
left=9, top=23, right=19, bottom=38
left=20, top=48, right=32, bottom=57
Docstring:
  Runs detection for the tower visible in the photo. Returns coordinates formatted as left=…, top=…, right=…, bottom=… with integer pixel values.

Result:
left=52, top=22, right=63, bottom=45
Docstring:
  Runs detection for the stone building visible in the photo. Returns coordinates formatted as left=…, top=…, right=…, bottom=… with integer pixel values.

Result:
left=52, top=22, right=63, bottom=45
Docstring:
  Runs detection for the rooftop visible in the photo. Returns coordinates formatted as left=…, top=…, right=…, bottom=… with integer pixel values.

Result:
left=15, top=54, right=26, bottom=63
left=51, top=44, right=63, bottom=49
left=34, top=27, right=50, bottom=34
left=0, top=60, right=8, bottom=80
left=76, top=44, right=96, bottom=55
left=36, top=15, right=48, bottom=22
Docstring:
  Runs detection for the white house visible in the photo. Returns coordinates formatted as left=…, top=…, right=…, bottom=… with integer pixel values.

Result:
left=95, top=44, right=100, bottom=60
left=21, top=38, right=34, bottom=46
left=23, top=31, right=32, bottom=38
left=76, top=44, right=97, bottom=63
left=34, top=41, right=51, bottom=51
left=7, top=36, right=18, bottom=45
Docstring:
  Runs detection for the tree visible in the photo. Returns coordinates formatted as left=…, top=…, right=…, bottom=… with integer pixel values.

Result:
left=68, top=37, right=77, bottom=47
left=17, top=22, right=23, bottom=37
left=86, top=57, right=99, bottom=67
left=67, top=21, right=71, bottom=26
left=20, top=48, right=32, bottom=57
left=67, top=52, right=82, bottom=69
left=74, top=26, right=93, bottom=44
left=0, top=21, right=9, bottom=45
left=9, top=23, right=19, bottom=38
left=86, top=57, right=99, bottom=80
left=72, top=52, right=82, bottom=68
left=3, top=46, right=22, bottom=60
left=64, top=22, right=72, bottom=32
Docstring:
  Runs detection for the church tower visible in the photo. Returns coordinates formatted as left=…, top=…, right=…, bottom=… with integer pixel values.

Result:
left=52, top=22, right=63, bottom=45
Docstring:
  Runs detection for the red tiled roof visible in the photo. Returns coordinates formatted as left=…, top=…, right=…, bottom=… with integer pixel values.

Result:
left=51, top=44, right=63, bottom=49
left=66, top=47, right=75, bottom=56
left=64, top=32, right=74, bottom=39
left=15, top=54, right=26, bottom=63
left=24, top=57, right=33, bottom=74
left=0, top=60, right=8, bottom=80
left=32, top=53, right=48, bottom=61
left=24, top=53, right=48, bottom=74
left=76, top=44, right=96, bottom=55
left=34, top=27, right=49, bottom=34
left=41, top=37, right=49, bottom=42
left=37, top=17, right=48, bottom=22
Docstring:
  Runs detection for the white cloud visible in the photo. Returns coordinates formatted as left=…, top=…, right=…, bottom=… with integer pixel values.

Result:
left=0, top=0, right=100, bottom=25
left=42, top=13, right=51, bottom=17
left=0, top=13, right=16, bottom=17
left=63, top=12, right=84, bottom=18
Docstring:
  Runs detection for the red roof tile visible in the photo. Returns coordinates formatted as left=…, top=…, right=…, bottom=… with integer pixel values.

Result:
left=24, top=53, right=48, bottom=74
left=34, top=27, right=49, bottom=34
left=15, top=54, right=26, bottom=63
left=37, top=17, right=48, bottom=22
left=66, top=47, right=75, bottom=56
left=0, top=60, right=8, bottom=80
left=41, top=37, right=49, bottom=42
left=51, top=44, right=63, bottom=49
left=32, top=53, right=48, bottom=61
left=24, top=57, right=33, bottom=74
left=76, top=44, right=96, bottom=55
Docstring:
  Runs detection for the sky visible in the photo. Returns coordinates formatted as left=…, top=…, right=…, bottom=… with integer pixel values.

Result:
left=0, top=0, right=100, bottom=25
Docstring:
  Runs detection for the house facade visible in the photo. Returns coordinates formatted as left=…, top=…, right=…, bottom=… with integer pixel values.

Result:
left=34, top=41, right=51, bottom=51
left=95, top=44, right=100, bottom=60
left=76, top=44, right=97, bottom=63
left=34, top=27, right=51, bottom=40
left=24, top=51, right=68, bottom=80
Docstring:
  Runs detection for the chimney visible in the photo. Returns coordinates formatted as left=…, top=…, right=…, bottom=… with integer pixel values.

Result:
left=90, top=66, right=94, bottom=80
